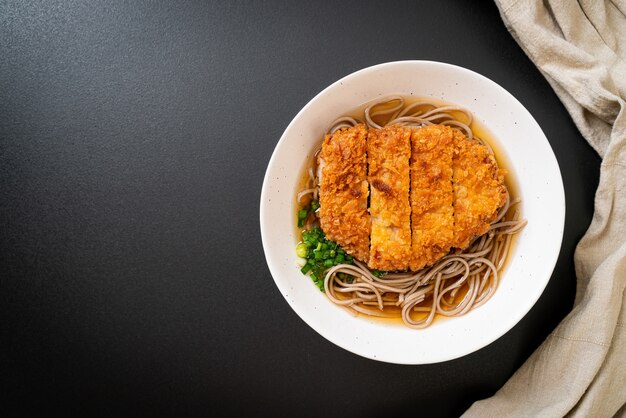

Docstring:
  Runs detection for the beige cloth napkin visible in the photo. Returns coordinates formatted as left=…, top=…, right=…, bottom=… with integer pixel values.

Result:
left=464, top=1, right=626, bottom=417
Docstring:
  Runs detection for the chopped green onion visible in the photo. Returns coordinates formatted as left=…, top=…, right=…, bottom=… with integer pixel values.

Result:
left=296, top=243, right=308, bottom=258
left=298, top=209, right=308, bottom=219
left=296, top=226, right=354, bottom=292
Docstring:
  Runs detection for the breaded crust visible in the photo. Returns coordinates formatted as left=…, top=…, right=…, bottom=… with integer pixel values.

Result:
left=316, top=123, right=507, bottom=272
left=318, top=124, right=370, bottom=262
left=409, top=125, right=455, bottom=271
left=452, top=130, right=508, bottom=249
left=367, top=126, right=412, bottom=271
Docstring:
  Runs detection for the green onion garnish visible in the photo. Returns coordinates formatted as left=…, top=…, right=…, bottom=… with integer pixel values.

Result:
left=295, top=226, right=355, bottom=292
left=296, top=243, right=308, bottom=258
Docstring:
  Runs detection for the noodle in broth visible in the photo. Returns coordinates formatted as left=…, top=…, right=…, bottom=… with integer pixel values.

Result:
left=297, top=96, right=526, bottom=329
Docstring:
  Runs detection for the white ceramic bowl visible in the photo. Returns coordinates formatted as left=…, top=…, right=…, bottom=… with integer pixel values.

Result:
left=260, top=61, right=565, bottom=364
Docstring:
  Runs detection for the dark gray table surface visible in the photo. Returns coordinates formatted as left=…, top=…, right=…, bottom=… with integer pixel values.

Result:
left=1, top=1, right=601, bottom=417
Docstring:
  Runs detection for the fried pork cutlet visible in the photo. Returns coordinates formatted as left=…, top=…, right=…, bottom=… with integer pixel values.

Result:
left=409, top=125, right=455, bottom=271
left=367, top=126, right=412, bottom=271
left=316, top=123, right=507, bottom=272
left=318, top=124, right=370, bottom=262
left=452, top=130, right=508, bottom=249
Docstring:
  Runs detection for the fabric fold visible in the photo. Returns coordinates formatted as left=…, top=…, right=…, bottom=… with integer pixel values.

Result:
left=463, top=1, right=626, bottom=416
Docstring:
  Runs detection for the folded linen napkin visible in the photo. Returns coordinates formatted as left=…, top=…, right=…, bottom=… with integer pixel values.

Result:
left=464, top=1, right=626, bottom=417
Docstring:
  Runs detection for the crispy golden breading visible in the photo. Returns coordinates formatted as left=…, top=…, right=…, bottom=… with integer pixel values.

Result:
left=367, top=126, right=412, bottom=271
left=317, top=123, right=507, bottom=272
left=409, top=125, right=455, bottom=271
left=318, top=124, right=370, bottom=262
left=452, top=130, right=508, bottom=249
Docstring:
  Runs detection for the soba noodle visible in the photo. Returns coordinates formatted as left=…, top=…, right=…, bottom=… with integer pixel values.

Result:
left=298, top=96, right=527, bottom=329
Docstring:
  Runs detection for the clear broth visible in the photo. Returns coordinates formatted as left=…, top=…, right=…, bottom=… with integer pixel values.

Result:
left=296, top=96, right=522, bottom=326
